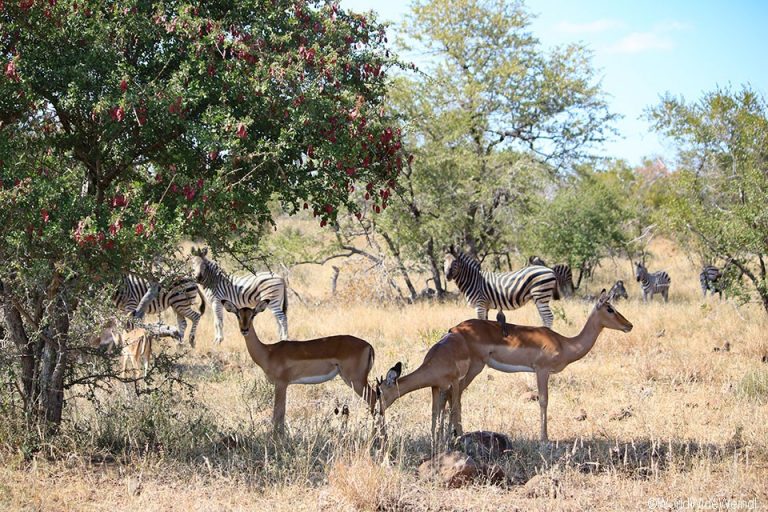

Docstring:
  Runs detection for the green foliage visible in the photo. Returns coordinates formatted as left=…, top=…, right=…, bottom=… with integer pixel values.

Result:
left=381, top=0, right=616, bottom=271
left=647, top=86, right=768, bottom=313
left=0, top=0, right=407, bottom=431
left=524, top=164, right=632, bottom=272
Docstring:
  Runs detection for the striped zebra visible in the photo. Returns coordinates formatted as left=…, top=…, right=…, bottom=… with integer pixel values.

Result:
left=190, top=247, right=288, bottom=342
left=700, top=264, right=724, bottom=299
left=112, top=274, right=206, bottom=347
left=634, top=262, right=671, bottom=303
left=608, top=280, right=628, bottom=301
left=444, top=247, right=559, bottom=329
left=528, top=256, right=576, bottom=298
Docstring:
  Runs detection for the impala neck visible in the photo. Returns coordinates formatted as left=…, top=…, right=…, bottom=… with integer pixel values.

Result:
left=562, top=307, right=604, bottom=363
left=381, top=367, right=432, bottom=409
left=242, top=321, right=271, bottom=369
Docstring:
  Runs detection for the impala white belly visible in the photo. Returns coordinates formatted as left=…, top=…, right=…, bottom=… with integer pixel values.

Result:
left=291, top=367, right=340, bottom=385
left=488, top=358, right=534, bottom=373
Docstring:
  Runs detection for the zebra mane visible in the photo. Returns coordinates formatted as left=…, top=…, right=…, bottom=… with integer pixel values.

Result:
left=200, top=255, right=231, bottom=285
left=454, top=249, right=482, bottom=273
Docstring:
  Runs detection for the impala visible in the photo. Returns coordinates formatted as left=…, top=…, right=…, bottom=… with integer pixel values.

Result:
left=450, top=289, right=633, bottom=442
left=221, top=299, right=377, bottom=433
left=376, top=331, right=471, bottom=447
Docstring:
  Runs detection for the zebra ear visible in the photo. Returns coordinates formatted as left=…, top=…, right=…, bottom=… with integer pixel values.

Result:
left=201, top=247, right=208, bottom=257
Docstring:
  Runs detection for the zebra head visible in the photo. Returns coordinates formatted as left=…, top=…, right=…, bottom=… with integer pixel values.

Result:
left=444, top=251, right=458, bottom=281
left=609, top=280, right=629, bottom=301
left=529, top=255, right=547, bottom=266
left=595, top=289, right=633, bottom=333
left=634, top=262, right=647, bottom=282
left=189, top=247, right=211, bottom=284
left=222, top=299, right=269, bottom=335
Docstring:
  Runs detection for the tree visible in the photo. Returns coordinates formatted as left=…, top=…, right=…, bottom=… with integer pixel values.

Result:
left=524, top=164, right=633, bottom=286
left=0, top=0, right=405, bottom=432
left=647, top=86, right=768, bottom=314
left=378, top=0, right=616, bottom=294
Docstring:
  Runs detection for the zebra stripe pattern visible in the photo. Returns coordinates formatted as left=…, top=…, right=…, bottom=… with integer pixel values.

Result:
left=608, top=280, right=628, bottom=301
left=445, top=248, right=559, bottom=327
left=112, top=274, right=205, bottom=347
left=190, top=248, right=288, bottom=342
left=634, top=262, right=671, bottom=303
left=528, top=256, right=575, bottom=297
left=700, top=265, right=724, bottom=298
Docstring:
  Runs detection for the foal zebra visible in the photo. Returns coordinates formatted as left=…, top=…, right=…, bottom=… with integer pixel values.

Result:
left=634, top=262, right=671, bottom=303
left=700, top=265, right=724, bottom=299
left=190, top=247, right=288, bottom=342
left=445, top=247, right=559, bottom=329
left=528, top=256, right=576, bottom=297
left=113, top=274, right=205, bottom=347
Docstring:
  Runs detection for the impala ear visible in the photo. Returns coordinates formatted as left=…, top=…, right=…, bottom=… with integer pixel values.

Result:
left=385, top=362, right=402, bottom=386
left=596, top=289, right=608, bottom=306
left=221, top=299, right=238, bottom=314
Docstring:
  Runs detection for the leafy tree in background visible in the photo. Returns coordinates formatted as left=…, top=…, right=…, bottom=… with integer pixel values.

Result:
left=379, top=0, right=616, bottom=296
left=647, top=86, right=768, bottom=314
left=0, top=0, right=405, bottom=432
left=524, top=164, right=632, bottom=288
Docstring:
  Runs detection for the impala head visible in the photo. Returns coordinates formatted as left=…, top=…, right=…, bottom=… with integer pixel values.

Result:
left=634, top=261, right=646, bottom=282
left=610, top=280, right=629, bottom=300
left=221, top=299, right=269, bottom=335
left=374, top=361, right=403, bottom=413
left=189, top=246, right=210, bottom=283
left=594, top=289, right=633, bottom=333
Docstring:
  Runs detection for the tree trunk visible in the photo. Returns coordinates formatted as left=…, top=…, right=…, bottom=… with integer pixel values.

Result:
left=330, top=266, right=340, bottom=296
left=381, top=232, right=417, bottom=301
left=426, top=237, right=445, bottom=297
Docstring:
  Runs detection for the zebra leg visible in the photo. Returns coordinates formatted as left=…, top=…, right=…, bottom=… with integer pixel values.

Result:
left=475, top=305, right=488, bottom=321
left=175, top=313, right=188, bottom=345
left=535, top=300, right=554, bottom=328
left=663, top=289, right=669, bottom=303
left=209, top=292, right=224, bottom=344
left=272, top=307, right=288, bottom=341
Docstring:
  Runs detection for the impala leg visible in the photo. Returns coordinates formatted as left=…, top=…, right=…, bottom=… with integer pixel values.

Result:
left=430, top=387, right=439, bottom=450
left=449, top=382, right=463, bottom=437
left=460, top=360, right=485, bottom=393
left=273, top=382, right=288, bottom=435
left=536, top=370, right=550, bottom=442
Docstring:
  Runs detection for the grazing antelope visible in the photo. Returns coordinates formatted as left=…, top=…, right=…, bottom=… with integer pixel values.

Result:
left=190, top=247, right=288, bottom=343
left=445, top=246, right=559, bottom=333
left=634, top=262, right=671, bottom=303
left=450, top=290, right=633, bottom=441
left=221, top=299, right=376, bottom=433
left=376, top=332, right=471, bottom=447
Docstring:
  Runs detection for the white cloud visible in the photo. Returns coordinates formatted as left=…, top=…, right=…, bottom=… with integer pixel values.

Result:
left=653, top=20, right=691, bottom=32
left=605, top=32, right=675, bottom=54
left=555, top=19, right=625, bottom=34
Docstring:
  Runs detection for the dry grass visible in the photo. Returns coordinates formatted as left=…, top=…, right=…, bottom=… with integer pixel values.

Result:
left=2, top=237, right=768, bottom=511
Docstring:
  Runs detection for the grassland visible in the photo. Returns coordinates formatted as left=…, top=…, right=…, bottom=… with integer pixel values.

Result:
left=2, top=238, right=767, bottom=511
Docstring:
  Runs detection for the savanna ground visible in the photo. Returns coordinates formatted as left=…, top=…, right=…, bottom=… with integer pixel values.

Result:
left=2, top=236, right=767, bottom=511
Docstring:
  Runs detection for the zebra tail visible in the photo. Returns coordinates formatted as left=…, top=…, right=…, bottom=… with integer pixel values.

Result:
left=282, top=282, right=288, bottom=316
left=196, top=286, right=207, bottom=316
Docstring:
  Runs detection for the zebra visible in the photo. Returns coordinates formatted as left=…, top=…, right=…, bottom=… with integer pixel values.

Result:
left=608, top=280, right=628, bottom=301
left=112, top=274, right=206, bottom=347
left=528, top=256, right=576, bottom=298
left=444, top=247, right=559, bottom=331
left=190, top=247, right=288, bottom=342
left=700, top=264, right=725, bottom=299
left=634, top=262, right=671, bottom=303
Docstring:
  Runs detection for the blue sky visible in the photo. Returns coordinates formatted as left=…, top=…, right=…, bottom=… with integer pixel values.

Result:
left=341, top=0, right=768, bottom=166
